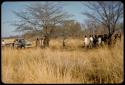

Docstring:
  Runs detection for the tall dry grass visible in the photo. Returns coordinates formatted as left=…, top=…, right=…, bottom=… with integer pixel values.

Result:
left=1, top=38, right=124, bottom=84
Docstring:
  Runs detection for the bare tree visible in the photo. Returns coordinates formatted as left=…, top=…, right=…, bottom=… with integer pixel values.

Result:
left=83, top=19, right=110, bottom=36
left=12, top=2, right=70, bottom=47
left=60, top=20, right=82, bottom=47
left=82, top=1, right=123, bottom=45
left=83, top=19, right=98, bottom=35
left=62, top=20, right=82, bottom=37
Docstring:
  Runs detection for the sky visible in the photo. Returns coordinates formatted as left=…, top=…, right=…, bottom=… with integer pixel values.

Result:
left=1, top=1, right=88, bottom=37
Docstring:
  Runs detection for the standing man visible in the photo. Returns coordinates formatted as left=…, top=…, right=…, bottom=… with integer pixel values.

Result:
left=18, top=39, right=25, bottom=48
left=40, top=37, right=44, bottom=48
left=84, top=35, right=90, bottom=48
left=36, top=38, right=40, bottom=48
left=89, top=35, right=94, bottom=48
left=97, top=35, right=102, bottom=47
left=43, top=35, right=50, bottom=48
left=93, top=35, right=98, bottom=47
left=2, top=40, right=6, bottom=48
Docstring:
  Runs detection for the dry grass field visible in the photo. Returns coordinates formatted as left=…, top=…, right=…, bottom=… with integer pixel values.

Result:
left=1, top=37, right=124, bottom=84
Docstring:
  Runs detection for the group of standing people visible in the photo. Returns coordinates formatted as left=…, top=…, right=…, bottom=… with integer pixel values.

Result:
left=36, top=35, right=49, bottom=48
left=84, top=35, right=102, bottom=48
left=1, top=39, right=26, bottom=49
left=2, top=33, right=122, bottom=49
left=13, top=38, right=26, bottom=48
left=83, top=33, right=122, bottom=48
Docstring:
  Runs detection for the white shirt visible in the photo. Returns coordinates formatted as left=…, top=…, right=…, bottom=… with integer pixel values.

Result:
left=90, top=37, right=93, bottom=42
left=84, top=37, right=89, bottom=45
left=98, top=37, right=101, bottom=44
left=2, top=41, right=6, bottom=46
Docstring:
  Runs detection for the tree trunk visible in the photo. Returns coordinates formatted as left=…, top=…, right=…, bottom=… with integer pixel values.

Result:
left=46, top=36, right=50, bottom=47
left=43, top=35, right=50, bottom=47
left=108, top=28, right=115, bottom=46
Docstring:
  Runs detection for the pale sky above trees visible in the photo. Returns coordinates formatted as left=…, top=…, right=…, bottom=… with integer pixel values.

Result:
left=2, top=1, right=87, bottom=37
